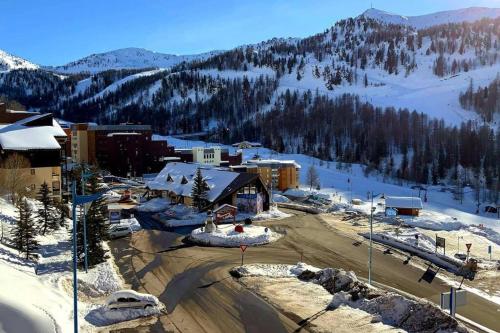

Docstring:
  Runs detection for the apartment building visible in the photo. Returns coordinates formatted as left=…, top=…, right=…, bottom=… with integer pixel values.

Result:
left=71, top=123, right=173, bottom=177
left=174, top=146, right=242, bottom=167
left=230, top=159, right=301, bottom=192
left=0, top=104, right=66, bottom=200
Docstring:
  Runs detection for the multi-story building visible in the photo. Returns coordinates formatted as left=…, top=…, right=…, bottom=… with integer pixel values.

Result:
left=174, top=146, right=242, bottom=167
left=231, top=159, right=301, bottom=192
left=71, top=123, right=173, bottom=177
left=0, top=104, right=66, bottom=200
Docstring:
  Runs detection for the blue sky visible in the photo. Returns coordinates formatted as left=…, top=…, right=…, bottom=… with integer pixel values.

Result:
left=1, top=0, right=499, bottom=65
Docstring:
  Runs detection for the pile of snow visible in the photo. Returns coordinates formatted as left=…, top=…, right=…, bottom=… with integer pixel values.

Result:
left=135, top=198, right=170, bottom=212
left=283, top=188, right=310, bottom=199
left=272, top=194, right=291, bottom=203
left=190, top=224, right=282, bottom=247
left=85, top=299, right=163, bottom=327
left=117, top=217, right=142, bottom=232
left=362, top=232, right=464, bottom=272
left=253, top=206, right=292, bottom=220
left=232, top=262, right=321, bottom=278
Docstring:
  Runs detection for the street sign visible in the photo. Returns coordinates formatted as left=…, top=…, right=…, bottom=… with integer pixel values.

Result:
left=441, top=288, right=467, bottom=317
left=436, top=236, right=446, bottom=248
left=240, top=245, right=248, bottom=252
left=465, top=243, right=472, bottom=251
left=488, top=245, right=492, bottom=254
left=419, top=266, right=438, bottom=283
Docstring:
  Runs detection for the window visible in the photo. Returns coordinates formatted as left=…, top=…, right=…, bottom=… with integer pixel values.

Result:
left=30, top=169, right=35, bottom=175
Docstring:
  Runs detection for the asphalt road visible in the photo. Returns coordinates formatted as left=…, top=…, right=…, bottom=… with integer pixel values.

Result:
left=110, top=211, right=500, bottom=333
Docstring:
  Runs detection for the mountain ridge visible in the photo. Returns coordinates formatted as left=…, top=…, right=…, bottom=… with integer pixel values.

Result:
left=361, top=6, right=500, bottom=29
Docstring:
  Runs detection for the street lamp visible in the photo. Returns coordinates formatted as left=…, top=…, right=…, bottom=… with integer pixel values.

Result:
left=71, top=181, right=128, bottom=333
left=368, top=191, right=382, bottom=286
left=80, top=166, right=93, bottom=273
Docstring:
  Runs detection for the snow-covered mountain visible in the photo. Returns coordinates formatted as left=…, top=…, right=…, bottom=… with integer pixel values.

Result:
left=361, top=7, right=500, bottom=29
left=47, top=47, right=223, bottom=74
left=0, top=49, right=39, bottom=71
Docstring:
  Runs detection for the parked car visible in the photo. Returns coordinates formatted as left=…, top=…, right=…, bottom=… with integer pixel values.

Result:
left=109, top=225, right=132, bottom=239
left=106, top=290, right=159, bottom=310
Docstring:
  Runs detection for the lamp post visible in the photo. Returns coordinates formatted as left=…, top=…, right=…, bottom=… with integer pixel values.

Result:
left=80, top=166, right=92, bottom=273
left=368, top=191, right=381, bottom=286
left=71, top=182, right=128, bottom=333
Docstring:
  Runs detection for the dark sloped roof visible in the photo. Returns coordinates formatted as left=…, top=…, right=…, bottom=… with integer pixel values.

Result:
left=213, top=172, right=267, bottom=204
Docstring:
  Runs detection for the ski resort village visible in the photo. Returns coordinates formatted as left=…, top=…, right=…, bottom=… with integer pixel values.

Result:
left=0, top=2, right=499, bottom=333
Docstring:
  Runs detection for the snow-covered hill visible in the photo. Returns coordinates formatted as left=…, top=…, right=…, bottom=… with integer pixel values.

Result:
left=48, top=47, right=222, bottom=74
left=361, top=7, right=500, bottom=29
left=0, top=49, right=39, bottom=71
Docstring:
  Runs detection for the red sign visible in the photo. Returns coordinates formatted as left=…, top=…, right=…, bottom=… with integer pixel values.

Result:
left=240, top=245, right=248, bottom=252
left=465, top=243, right=472, bottom=251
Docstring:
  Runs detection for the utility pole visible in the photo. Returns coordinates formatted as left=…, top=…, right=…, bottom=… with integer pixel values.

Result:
left=368, top=191, right=374, bottom=285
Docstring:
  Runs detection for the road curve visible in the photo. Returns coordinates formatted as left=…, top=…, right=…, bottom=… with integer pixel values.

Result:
left=110, top=211, right=500, bottom=333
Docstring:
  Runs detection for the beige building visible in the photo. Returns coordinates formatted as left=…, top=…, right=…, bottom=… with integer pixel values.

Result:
left=231, top=159, right=301, bottom=192
left=0, top=105, right=66, bottom=200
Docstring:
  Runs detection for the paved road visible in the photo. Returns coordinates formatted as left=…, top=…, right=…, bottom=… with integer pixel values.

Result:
left=110, top=211, right=500, bottom=333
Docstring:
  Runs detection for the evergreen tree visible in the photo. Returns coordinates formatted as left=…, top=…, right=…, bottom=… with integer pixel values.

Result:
left=70, top=167, right=109, bottom=269
left=12, top=198, right=39, bottom=260
left=191, top=168, right=208, bottom=211
left=36, top=182, right=58, bottom=235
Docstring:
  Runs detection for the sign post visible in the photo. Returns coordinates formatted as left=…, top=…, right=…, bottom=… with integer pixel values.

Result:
left=440, top=288, right=467, bottom=317
left=465, top=243, right=472, bottom=261
left=240, top=245, right=248, bottom=266
left=436, top=235, right=446, bottom=255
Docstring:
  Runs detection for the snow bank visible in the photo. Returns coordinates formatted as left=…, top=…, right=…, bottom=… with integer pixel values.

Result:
left=233, top=262, right=321, bottom=278
left=84, top=303, right=163, bottom=327
left=135, top=198, right=170, bottom=212
left=272, top=194, right=291, bottom=203
left=190, top=224, right=282, bottom=247
left=253, top=206, right=292, bottom=220
left=362, top=232, right=464, bottom=272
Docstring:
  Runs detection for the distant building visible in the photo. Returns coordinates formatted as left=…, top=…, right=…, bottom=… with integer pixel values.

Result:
left=0, top=106, right=67, bottom=200
left=231, top=159, right=301, bottom=192
left=232, top=141, right=262, bottom=149
left=147, top=162, right=269, bottom=213
left=71, top=123, right=173, bottom=177
left=174, top=146, right=242, bottom=167
left=385, top=196, right=423, bottom=216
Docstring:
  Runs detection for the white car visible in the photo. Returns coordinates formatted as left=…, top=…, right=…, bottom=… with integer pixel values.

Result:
left=106, top=290, right=159, bottom=310
left=108, top=225, right=132, bottom=239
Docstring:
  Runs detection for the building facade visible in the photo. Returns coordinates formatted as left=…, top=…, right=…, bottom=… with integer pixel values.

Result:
left=71, top=123, right=173, bottom=177
left=0, top=105, right=66, bottom=200
left=231, top=159, right=301, bottom=192
left=174, top=146, right=242, bottom=167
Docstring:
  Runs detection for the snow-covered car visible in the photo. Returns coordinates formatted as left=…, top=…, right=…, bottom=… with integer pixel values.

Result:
left=106, top=290, right=159, bottom=310
left=108, top=225, right=132, bottom=239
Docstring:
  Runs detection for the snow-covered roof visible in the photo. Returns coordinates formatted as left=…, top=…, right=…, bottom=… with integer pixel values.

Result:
left=147, top=162, right=239, bottom=202
left=0, top=114, right=66, bottom=151
left=385, top=196, right=423, bottom=209
left=106, top=132, right=141, bottom=137
left=246, top=159, right=301, bottom=168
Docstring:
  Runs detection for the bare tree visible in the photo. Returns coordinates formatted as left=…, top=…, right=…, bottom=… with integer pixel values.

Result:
left=0, top=153, right=31, bottom=204
left=306, top=165, right=320, bottom=191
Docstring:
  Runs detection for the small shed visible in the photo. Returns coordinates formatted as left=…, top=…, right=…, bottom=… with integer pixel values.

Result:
left=385, top=196, right=423, bottom=216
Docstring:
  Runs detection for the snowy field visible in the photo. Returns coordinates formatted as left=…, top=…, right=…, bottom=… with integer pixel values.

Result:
left=0, top=196, right=159, bottom=332
left=190, top=224, right=282, bottom=247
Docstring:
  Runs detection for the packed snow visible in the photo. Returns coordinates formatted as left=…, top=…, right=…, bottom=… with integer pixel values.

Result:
left=190, top=224, right=282, bottom=247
